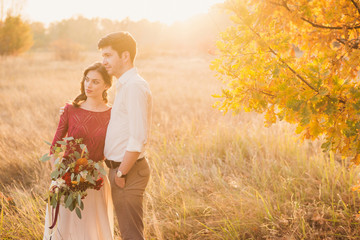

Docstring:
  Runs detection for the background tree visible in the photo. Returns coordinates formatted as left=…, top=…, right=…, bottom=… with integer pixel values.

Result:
left=47, top=16, right=101, bottom=50
left=30, top=22, right=48, bottom=50
left=0, top=14, right=33, bottom=55
left=50, top=39, right=83, bottom=61
left=211, top=0, right=360, bottom=163
left=27, top=7, right=231, bottom=55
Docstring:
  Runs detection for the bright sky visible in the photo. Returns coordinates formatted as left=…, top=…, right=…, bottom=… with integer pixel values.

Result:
left=18, top=0, right=225, bottom=25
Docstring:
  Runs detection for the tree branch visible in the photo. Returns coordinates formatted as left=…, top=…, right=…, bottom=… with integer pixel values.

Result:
left=258, top=90, right=275, bottom=97
left=228, top=1, right=347, bottom=104
left=270, top=1, right=360, bottom=51
left=350, top=0, right=360, bottom=16
left=269, top=1, right=360, bottom=30
left=244, top=23, right=319, bottom=92
left=336, top=38, right=360, bottom=49
left=300, top=18, right=359, bottom=30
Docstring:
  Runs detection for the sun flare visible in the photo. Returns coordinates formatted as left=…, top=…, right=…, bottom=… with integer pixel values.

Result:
left=21, top=0, right=225, bottom=25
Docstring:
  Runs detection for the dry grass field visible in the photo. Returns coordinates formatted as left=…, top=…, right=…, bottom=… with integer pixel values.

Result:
left=1, top=51, right=360, bottom=239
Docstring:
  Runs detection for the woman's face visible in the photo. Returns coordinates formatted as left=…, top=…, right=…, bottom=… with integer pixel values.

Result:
left=83, top=70, right=109, bottom=99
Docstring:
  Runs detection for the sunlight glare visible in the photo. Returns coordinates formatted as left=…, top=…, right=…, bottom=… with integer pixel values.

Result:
left=22, top=0, right=225, bottom=25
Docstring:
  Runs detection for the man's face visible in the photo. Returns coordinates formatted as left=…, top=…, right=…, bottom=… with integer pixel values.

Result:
left=101, top=46, right=123, bottom=78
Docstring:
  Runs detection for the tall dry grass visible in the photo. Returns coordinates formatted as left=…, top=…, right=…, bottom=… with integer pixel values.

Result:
left=1, top=52, right=360, bottom=239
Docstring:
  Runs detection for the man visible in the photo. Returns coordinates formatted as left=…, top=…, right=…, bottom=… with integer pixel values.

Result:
left=99, top=31, right=152, bottom=240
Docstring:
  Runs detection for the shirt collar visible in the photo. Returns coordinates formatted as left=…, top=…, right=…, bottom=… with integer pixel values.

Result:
left=117, top=67, right=137, bottom=87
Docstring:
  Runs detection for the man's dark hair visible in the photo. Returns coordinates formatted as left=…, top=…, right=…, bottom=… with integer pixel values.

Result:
left=98, top=31, right=137, bottom=63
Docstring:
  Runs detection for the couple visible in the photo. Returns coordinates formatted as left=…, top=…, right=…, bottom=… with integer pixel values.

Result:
left=43, top=31, right=152, bottom=240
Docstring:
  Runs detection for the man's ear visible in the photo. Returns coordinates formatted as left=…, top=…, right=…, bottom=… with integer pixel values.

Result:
left=121, top=51, right=130, bottom=61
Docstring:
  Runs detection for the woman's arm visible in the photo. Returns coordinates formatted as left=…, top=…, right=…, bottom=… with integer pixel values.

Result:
left=50, top=104, right=70, bottom=156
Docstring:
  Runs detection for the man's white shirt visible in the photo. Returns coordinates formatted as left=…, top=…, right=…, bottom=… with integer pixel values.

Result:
left=104, top=68, right=152, bottom=162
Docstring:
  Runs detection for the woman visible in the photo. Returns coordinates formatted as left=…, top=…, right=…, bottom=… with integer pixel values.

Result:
left=43, top=62, right=114, bottom=240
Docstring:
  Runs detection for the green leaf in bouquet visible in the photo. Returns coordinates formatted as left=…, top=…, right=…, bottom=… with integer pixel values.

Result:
left=63, top=137, right=74, bottom=141
left=69, top=201, right=76, bottom=211
left=54, top=157, right=61, bottom=166
left=58, top=191, right=64, bottom=202
left=50, top=170, right=59, bottom=179
left=98, top=165, right=107, bottom=175
left=50, top=195, right=57, bottom=207
left=94, top=163, right=99, bottom=169
left=86, top=174, right=95, bottom=185
left=65, top=193, right=73, bottom=208
left=40, top=153, right=51, bottom=162
left=79, top=200, right=84, bottom=210
left=71, top=173, right=75, bottom=180
left=69, top=162, right=76, bottom=168
left=75, top=207, right=82, bottom=219
left=58, top=166, right=65, bottom=174
left=77, top=174, right=80, bottom=183
left=77, top=194, right=82, bottom=206
left=54, top=147, right=63, bottom=153
left=87, top=160, right=93, bottom=164
left=93, top=171, right=98, bottom=179
left=80, top=144, right=88, bottom=152
left=73, top=151, right=81, bottom=159
left=56, top=141, right=67, bottom=145
left=44, top=140, right=52, bottom=146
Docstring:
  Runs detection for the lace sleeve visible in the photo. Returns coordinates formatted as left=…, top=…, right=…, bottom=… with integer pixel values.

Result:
left=50, top=104, right=70, bottom=154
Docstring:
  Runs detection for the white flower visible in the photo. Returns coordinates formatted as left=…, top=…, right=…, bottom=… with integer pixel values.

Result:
left=80, top=170, right=88, bottom=179
left=56, top=178, right=65, bottom=186
left=49, top=179, right=64, bottom=192
left=49, top=180, right=57, bottom=191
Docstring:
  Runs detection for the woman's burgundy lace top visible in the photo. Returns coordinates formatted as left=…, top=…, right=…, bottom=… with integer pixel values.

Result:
left=50, top=103, right=111, bottom=162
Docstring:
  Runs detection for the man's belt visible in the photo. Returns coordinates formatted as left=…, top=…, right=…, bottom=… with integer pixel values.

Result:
left=105, top=157, right=145, bottom=169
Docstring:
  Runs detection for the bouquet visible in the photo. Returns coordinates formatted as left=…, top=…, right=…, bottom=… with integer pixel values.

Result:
left=40, top=137, right=106, bottom=229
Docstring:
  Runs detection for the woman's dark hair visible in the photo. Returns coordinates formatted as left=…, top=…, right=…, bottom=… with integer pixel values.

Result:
left=98, top=31, right=137, bottom=63
left=72, top=62, right=112, bottom=107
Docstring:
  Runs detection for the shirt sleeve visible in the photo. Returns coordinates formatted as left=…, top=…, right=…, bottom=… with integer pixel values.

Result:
left=50, top=104, right=70, bottom=154
left=125, top=82, right=150, bottom=152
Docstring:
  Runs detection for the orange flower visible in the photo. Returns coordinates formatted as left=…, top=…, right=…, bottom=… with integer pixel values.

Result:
left=76, top=158, right=88, bottom=166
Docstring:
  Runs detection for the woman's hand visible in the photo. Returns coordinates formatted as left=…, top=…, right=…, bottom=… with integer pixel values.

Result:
left=49, top=180, right=57, bottom=192
left=59, top=106, right=65, bottom=116
left=50, top=155, right=57, bottom=171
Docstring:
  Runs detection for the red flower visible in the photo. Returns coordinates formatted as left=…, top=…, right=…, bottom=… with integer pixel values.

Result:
left=94, top=177, right=103, bottom=190
left=62, top=172, right=72, bottom=186
left=74, top=165, right=80, bottom=174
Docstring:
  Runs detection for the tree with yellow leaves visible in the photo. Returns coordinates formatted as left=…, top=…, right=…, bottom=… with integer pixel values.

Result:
left=212, top=0, right=360, bottom=164
left=0, top=15, right=33, bottom=56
